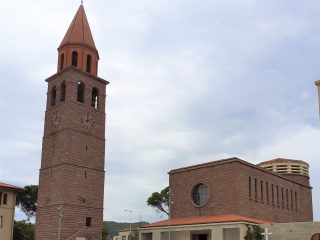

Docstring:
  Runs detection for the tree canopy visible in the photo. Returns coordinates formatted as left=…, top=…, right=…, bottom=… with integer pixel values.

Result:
left=146, top=186, right=169, bottom=215
left=16, top=185, right=38, bottom=220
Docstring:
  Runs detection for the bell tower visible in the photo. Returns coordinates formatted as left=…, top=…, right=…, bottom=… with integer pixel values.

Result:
left=35, top=4, right=108, bottom=240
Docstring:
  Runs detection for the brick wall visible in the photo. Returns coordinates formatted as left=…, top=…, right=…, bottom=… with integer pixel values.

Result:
left=169, top=159, right=313, bottom=223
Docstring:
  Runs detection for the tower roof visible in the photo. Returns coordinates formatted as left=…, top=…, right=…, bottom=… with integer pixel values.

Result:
left=59, top=4, right=97, bottom=52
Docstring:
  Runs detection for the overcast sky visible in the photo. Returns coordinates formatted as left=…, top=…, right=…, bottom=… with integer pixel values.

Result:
left=0, top=0, right=319, bottom=223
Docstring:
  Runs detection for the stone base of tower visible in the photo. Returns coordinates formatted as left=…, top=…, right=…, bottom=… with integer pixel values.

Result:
left=35, top=205, right=103, bottom=240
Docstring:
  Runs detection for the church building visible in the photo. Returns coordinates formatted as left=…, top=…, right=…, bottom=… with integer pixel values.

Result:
left=35, top=4, right=108, bottom=240
left=140, top=157, right=314, bottom=240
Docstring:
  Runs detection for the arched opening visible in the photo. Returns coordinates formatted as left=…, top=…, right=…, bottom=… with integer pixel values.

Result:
left=51, top=86, right=57, bottom=106
left=72, top=51, right=78, bottom=67
left=60, top=81, right=66, bottom=102
left=86, top=54, right=92, bottom=73
left=60, top=53, right=64, bottom=71
left=77, top=81, right=85, bottom=103
left=91, top=87, right=99, bottom=108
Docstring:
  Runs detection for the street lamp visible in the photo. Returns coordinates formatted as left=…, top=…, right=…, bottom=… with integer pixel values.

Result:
left=125, top=209, right=133, bottom=239
left=58, top=205, right=63, bottom=240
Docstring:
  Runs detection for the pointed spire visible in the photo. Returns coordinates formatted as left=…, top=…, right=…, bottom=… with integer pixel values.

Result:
left=59, top=5, right=97, bottom=52
left=57, top=5, right=99, bottom=75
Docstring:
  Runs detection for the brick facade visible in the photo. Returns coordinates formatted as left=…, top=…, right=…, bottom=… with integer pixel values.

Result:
left=169, top=158, right=313, bottom=223
left=35, top=5, right=108, bottom=240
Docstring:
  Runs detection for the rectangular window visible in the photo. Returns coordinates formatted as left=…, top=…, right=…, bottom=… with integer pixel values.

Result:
left=249, top=177, right=252, bottom=199
left=266, top=182, right=269, bottom=204
left=86, top=217, right=92, bottom=227
left=260, top=180, right=264, bottom=202
left=281, top=187, right=284, bottom=208
left=254, top=178, right=258, bottom=202
left=271, top=184, right=274, bottom=205
left=295, top=191, right=298, bottom=211
left=0, top=192, right=2, bottom=206
left=0, top=216, right=3, bottom=228
left=122, top=236, right=126, bottom=240
left=276, top=186, right=279, bottom=207
left=3, top=194, right=7, bottom=205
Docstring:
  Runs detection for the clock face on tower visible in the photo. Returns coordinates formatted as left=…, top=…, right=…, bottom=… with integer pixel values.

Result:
left=81, top=112, right=95, bottom=130
left=51, top=111, right=62, bottom=129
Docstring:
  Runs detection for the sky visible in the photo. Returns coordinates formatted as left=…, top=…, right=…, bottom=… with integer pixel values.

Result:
left=0, top=0, right=319, bottom=224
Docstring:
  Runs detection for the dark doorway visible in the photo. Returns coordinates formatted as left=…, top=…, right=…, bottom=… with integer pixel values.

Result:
left=192, top=234, right=208, bottom=240
left=199, top=234, right=207, bottom=240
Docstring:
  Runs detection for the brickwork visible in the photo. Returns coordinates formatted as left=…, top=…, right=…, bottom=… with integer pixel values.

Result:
left=169, top=158, right=313, bottom=223
left=35, top=5, right=108, bottom=240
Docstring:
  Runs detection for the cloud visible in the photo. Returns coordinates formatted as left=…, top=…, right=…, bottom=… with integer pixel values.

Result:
left=1, top=0, right=319, bottom=223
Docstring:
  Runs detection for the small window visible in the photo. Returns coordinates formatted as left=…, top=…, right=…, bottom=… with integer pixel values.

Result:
left=86, top=217, right=92, bottom=227
left=60, top=53, right=64, bottom=71
left=91, top=88, right=99, bottom=108
left=0, top=192, right=2, bottom=206
left=72, top=51, right=78, bottom=67
left=192, top=183, right=208, bottom=207
left=3, top=194, right=7, bottom=205
left=0, top=216, right=3, bottom=228
left=86, top=54, right=92, bottom=73
left=77, top=81, right=85, bottom=103
left=254, top=178, right=257, bottom=201
left=60, top=81, right=66, bottom=102
left=51, top=86, right=57, bottom=106
left=122, top=236, right=126, bottom=240
left=260, top=180, right=264, bottom=202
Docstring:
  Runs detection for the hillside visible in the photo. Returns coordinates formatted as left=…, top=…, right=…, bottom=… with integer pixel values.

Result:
left=104, top=221, right=149, bottom=237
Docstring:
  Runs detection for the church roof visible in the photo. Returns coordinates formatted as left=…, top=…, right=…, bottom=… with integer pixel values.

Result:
left=0, top=182, right=24, bottom=192
left=59, top=4, right=97, bottom=52
left=141, top=214, right=272, bottom=228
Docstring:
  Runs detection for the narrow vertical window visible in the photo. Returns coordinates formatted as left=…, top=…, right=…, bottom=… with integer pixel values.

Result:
left=276, top=185, right=279, bottom=207
left=0, top=216, right=3, bottom=228
left=260, top=180, right=264, bottom=202
left=281, top=187, right=284, bottom=208
left=290, top=190, right=293, bottom=210
left=286, top=189, right=289, bottom=209
left=86, top=54, right=92, bottom=73
left=3, top=194, right=7, bottom=205
left=91, top=88, right=99, bottom=108
left=249, top=177, right=252, bottom=200
left=77, top=81, right=85, bottom=103
left=254, top=178, right=257, bottom=202
left=271, top=184, right=274, bottom=206
left=60, top=81, right=66, bottom=102
left=60, top=53, right=64, bottom=71
left=51, top=86, right=57, bottom=106
left=266, top=182, right=269, bottom=204
left=72, top=51, right=78, bottom=67
left=295, top=191, right=298, bottom=211
left=0, top=192, right=2, bottom=206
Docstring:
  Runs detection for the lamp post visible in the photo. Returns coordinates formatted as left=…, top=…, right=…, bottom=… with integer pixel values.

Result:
left=125, top=209, right=133, bottom=239
left=57, top=205, right=63, bottom=240
left=315, top=80, right=320, bottom=118
left=168, top=188, right=173, bottom=240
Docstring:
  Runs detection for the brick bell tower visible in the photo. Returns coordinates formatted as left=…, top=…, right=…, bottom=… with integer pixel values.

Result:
left=35, top=4, right=108, bottom=240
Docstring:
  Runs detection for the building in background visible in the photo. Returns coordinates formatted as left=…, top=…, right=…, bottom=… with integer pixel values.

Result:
left=0, top=182, right=23, bottom=240
left=140, top=157, right=314, bottom=240
left=35, top=3, right=109, bottom=239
